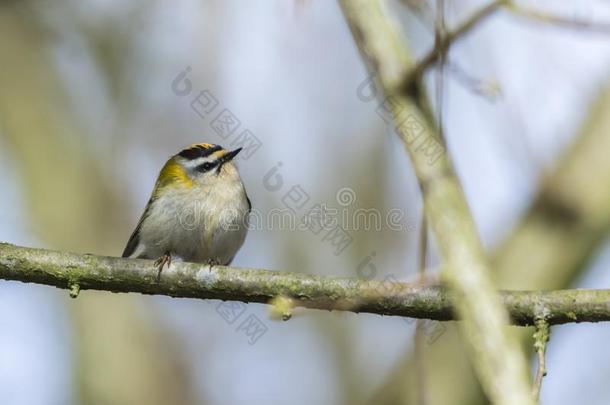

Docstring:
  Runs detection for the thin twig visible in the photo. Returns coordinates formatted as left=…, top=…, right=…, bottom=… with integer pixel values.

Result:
left=532, top=319, right=550, bottom=401
left=505, top=3, right=610, bottom=34
left=400, top=1, right=610, bottom=97
left=401, top=0, right=507, bottom=91
left=445, top=61, right=502, bottom=102
left=414, top=215, right=429, bottom=405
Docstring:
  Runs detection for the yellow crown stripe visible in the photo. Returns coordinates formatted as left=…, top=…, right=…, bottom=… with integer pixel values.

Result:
left=192, top=143, right=217, bottom=150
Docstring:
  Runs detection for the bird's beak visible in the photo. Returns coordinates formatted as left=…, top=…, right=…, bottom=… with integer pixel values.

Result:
left=223, top=147, right=242, bottom=162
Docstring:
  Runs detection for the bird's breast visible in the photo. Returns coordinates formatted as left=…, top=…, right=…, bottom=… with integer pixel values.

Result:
left=146, top=181, right=249, bottom=263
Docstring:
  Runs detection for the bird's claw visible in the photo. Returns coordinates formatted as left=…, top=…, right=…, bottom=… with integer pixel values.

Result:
left=154, top=252, right=172, bottom=281
left=206, top=258, right=220, bottom=272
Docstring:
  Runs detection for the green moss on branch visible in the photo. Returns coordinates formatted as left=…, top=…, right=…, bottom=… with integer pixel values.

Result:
left=1, top=243, right=610, bottom=325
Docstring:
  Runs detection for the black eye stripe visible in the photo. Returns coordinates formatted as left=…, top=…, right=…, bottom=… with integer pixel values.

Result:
left=179, top=144, right=223, bottom=160
left=196, top=160, right=220, bottom=173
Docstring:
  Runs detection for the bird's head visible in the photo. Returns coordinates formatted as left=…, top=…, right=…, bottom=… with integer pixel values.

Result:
left=156, top=143, right=243, bottom=191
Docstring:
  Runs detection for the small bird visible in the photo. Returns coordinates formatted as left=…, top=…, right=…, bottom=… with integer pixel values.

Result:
left=122, top=143, right=251, bottom=278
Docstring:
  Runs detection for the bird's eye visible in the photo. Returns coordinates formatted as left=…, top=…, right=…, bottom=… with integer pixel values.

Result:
left=197, top=162, right=215, bottom=172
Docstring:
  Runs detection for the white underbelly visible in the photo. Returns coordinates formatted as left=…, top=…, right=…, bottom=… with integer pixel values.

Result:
left=140, top=184, right=249, bottom=264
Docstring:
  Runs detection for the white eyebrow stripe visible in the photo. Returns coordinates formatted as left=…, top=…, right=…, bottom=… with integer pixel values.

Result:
left=182, top=156, right=219, bottom=170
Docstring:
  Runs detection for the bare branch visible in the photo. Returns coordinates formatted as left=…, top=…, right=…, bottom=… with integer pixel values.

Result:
left=401, top=0, right=507, bottom=90
left=338, top=1, right=534, bottom=403
left=2, top=243, right=610, bottom=325
left=505, top=3, right=610, bottom=34
left=401, top=0, right=610, bottom=92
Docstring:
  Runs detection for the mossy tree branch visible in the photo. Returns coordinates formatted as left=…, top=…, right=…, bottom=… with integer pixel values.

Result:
left=2, top=243, right=610, bottom=326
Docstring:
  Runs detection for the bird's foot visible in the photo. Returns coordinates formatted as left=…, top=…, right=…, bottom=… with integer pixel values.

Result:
left=154, top=252, right=172, bottom=281
left=206, top=258, right=220, bottom=272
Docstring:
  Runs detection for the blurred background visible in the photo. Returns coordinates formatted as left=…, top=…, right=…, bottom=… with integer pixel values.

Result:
left=1, top=0, right=610, bottom=404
